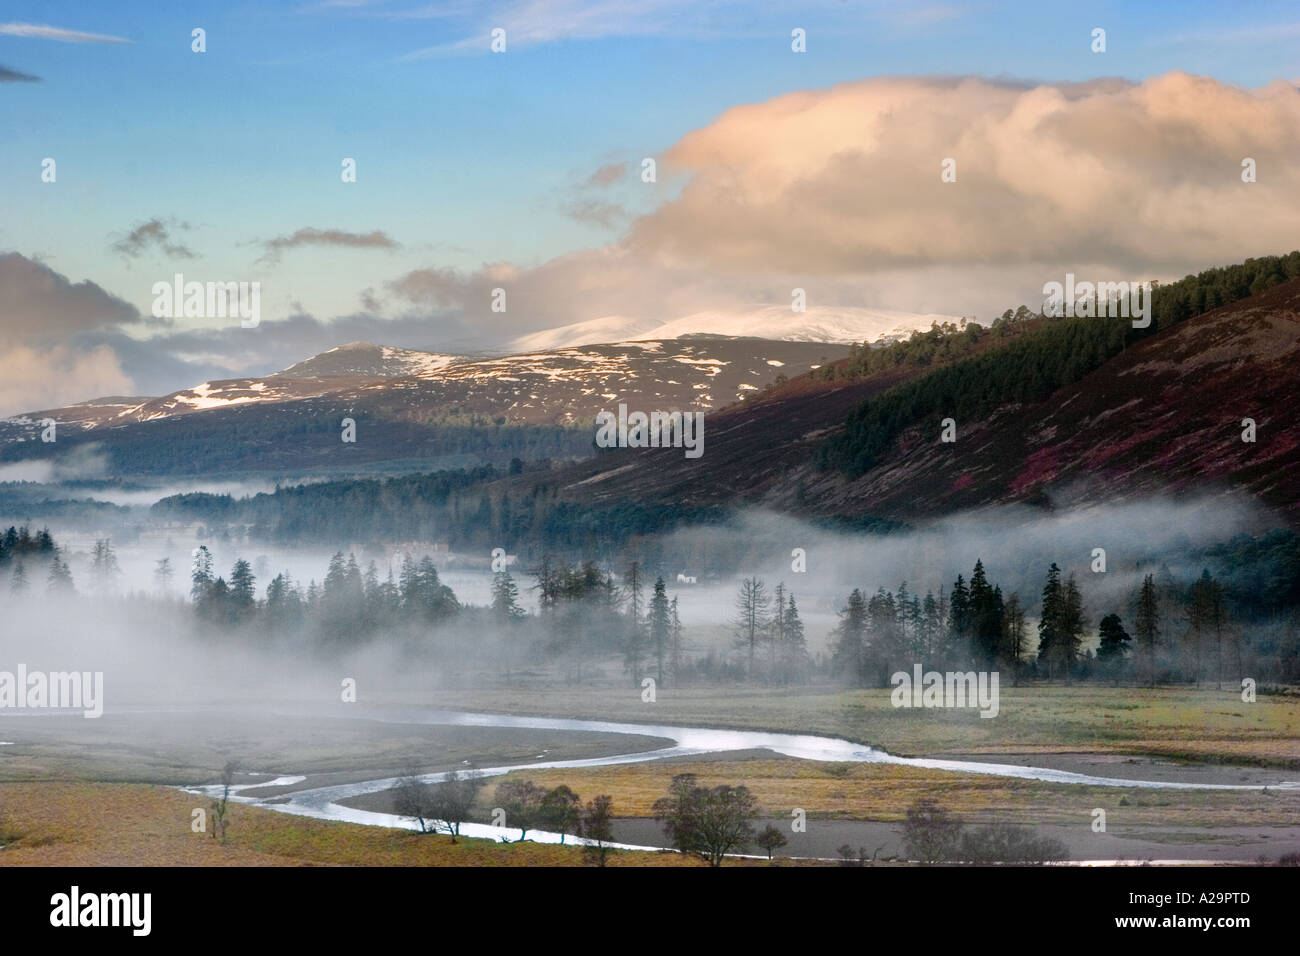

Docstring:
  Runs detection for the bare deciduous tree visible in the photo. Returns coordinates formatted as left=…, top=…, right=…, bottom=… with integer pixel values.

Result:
left=210, top=759, right=240, bottom=844
left=494, top=778, right=547, bottom=841
left=902, top=797, right=961, bottom=864
left=394, top=768, right=484, bottom=842
left=540, top=784, right=581, bottom=845
left=756, top=823, right=788, bottom=860
left=653, top=773, right=759, bottom=867
left=394, top=765, right=434, bottom=833
left=579, top=794, right=615, bottom=867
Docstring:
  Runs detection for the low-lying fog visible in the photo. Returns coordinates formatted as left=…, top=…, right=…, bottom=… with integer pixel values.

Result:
left=0, top=479, right=1277, bottom=712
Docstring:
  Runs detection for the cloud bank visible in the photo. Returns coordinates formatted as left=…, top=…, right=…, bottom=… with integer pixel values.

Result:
left=382, top=72, right=1300, bottom=332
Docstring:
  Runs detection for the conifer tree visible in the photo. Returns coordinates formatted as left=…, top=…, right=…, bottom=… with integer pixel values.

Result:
left=1135, top=574, right=1160, bottom=688
left=649, top=577, right=671, bottom=686
left=669, top=596, right=683, bottom=684
left=491, top=570, right=525, bottom=626
left=780, top=593, right=810, bottom=684
left=229, top=559, right=257, bottom=621
left=10, top=559, right=27, bottom=594
left=623, top=560, right=645, bottom=685
left=47, top=553, right=75, bottom=595
left=1097, top=613, right=1131, bottom=665
left=190, top=546, right=214, bottom=604
left=833, top=588, right=869, bottom=685
left=1036, top=563, right=1063, bottom=679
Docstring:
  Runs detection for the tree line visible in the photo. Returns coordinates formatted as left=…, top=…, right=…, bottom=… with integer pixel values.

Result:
left=9, top=532, right=1293, bottom=686
left=394, top=770, right=619, bottom=866
left=825, top=557, right=1270, bottom=686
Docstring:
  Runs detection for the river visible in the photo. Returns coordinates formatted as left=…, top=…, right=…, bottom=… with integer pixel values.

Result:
left=184, top=706, right=1300, bottom=857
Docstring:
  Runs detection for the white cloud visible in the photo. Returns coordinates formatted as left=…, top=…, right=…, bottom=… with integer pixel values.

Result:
left=0, top=22, right=132, bottom=44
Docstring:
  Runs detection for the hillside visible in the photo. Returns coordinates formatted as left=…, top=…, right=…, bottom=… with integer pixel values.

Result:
left=540, top=272, right=1300, bottom=524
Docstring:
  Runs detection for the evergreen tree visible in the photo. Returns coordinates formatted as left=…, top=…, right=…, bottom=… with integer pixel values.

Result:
left=669, top=596, right=683, bottom=685
left=265, top=572, right=301, bottom=628
left=1097, top=613, right=1131, bottom=665
left=1059, top=574, right=1085, bottom=683
left=649, top=577, right=671, bottom=686
left=865, top=587, right=902, bottom=685
left=380, top=567, right=401, bottom=621
left=779, top=593, right=810, bottom=684
left=1187, top=569, right=1227, bottom=686
left=46, top=552, right=75, bottom=595
left=949, top=574, right=970, bottom=662
left=398, top=554, right=420, bottom=608
left=902, top=585, right=924, bottom=660
left=190, top=546, right=214, bottom=604
left=323, top=551, right=349, bottom=595
left=207, top=577, right=231, bottom=622
left=623, top=560, right=645, bottom=685
left=1036, top=563, right=1063, bottom=679
left=1003, top=593, right=1026, bottom=683
left=921, top=590, right=941, bottom=662
left=895, top=581, right=913, bottom=657
left=491, top=570, right=526, bottom=626
left=964, top=560, right=1006, bottom=665
left=362, top=561, right=383, bottom=626
left=229, top=559, right=256, bottom=621
left=346, top=554, right=364, bottom=600
left=1135, top=574, right=1160, bottom=688
left=967, top=561, right=991, bottom=659
left=832, top=588, right=869, bottom=685
left=418, top=557, right=458, bottom=622
left=10, top=559, right=28, bottom=594
left=321, top=552, right=362, bottom=640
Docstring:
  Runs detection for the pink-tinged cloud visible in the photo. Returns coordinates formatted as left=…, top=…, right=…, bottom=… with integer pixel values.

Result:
left=627, top=72, right=1300, bottom=274
left=384, top=73, right=1300, bottom=334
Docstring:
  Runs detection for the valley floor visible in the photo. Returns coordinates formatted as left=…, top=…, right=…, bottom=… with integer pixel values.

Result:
left=1, top=684, right=1298, bottom=865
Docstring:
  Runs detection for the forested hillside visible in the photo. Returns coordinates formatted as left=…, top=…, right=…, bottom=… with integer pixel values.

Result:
left=818, top=252, right=1300, bottom=474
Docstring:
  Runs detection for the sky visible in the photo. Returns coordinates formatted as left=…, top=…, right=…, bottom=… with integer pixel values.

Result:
left=2, top=0, right=1300, bottom=412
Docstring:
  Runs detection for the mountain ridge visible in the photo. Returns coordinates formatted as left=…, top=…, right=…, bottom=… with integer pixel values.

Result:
left=0, top=335, right=853, bottom=477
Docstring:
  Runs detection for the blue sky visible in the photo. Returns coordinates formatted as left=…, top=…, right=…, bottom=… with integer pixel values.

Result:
left=2, top=0, right=1299, bottom=406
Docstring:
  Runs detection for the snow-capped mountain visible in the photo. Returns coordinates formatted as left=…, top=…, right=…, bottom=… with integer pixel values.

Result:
left=0, top=336, right=854, bottom=475
left=506, top=306, right=962, bottom=353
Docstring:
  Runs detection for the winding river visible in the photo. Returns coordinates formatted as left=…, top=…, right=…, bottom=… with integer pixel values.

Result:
left=185, top=707, right=1300, bottom=854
